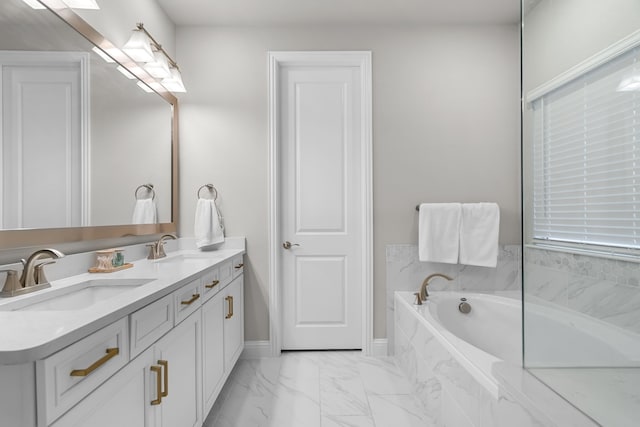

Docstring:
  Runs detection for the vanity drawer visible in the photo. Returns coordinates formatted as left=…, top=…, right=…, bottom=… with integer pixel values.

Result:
left=129, top=293, right=174, bottom=358
left=174, top=278, right=202, bottom=324
left=232, top=254, right=244, bottom=278
left=202, top=267, right=221, bottom=302
left=218, top=259, right=233, bottom=288
left=36, top=317, right=129, bottom=426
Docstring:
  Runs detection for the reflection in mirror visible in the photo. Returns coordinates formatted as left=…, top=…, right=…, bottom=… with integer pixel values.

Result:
left=0, top=0, right=172, bottom=230
left=522, top=1, right=640, bottom=425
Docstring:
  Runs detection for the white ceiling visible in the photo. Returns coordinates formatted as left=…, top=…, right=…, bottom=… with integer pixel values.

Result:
left=156, top=0, right=522, bottom=27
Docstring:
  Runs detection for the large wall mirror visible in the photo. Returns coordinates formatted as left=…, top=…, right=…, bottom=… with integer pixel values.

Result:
left=523, top=0, right=640, bottom=425
left=0, top=0, right=178, bottom=251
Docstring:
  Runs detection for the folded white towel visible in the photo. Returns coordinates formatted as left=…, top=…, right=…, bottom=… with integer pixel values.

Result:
left=459, top=203, right=500, bottom=268
left=418, top=203, right=461, bottom=264
left=194, top=198, right=224, bottom=248
left=132, top=198, right=157, bottom=224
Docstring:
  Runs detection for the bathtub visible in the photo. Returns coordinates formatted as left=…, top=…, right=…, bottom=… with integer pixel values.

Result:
left=394, top=290, right=639, bottom=426
left=394, top=291, right=521, bottom=397
left=396, top=290, right=640, bottom=375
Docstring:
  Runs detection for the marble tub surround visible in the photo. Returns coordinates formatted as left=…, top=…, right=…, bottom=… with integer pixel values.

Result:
left=0, top=237, right=245, bottom=364
left=386, top=244, right=520, bottom=354
left=205, top=351, right=434, bottom=427
left=394, top=292, right=599, bottom=427
left=524, top=246, right=640, bottom=335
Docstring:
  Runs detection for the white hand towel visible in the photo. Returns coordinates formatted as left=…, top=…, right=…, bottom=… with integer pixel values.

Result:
left=418, top=203, right=461, bottom=263
left=194, top=198, right=224, bottom=248
left=132, top=198, right=157, bottom=224
left=459, top=203, right=500, bottom=268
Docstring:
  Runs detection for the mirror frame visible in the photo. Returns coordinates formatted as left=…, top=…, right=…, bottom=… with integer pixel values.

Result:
left=0, top=0, right=179, bottom=250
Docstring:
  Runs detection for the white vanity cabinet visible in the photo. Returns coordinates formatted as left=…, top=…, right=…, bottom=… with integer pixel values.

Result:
left=0, top=250, right=246, bottom=427
left=50, top=346, right=155, bottom=427
left=153, top=309, right=202, bottom=427
left=202, top=274, right=244, bottom=416
left=223, top=276, right=244, bottom=370
left=51, top=310, right=203, bottom=427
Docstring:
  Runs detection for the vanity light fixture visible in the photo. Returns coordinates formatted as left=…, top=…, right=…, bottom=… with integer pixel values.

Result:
left=144, top=51, right=172, bottom=79
left=21, top=0, right=99, bottom=9
left=123, top=23, right=187, bottom=93
left=161, top=67, right=187, bottom=93
left=122, top=27, right=155, bottom=63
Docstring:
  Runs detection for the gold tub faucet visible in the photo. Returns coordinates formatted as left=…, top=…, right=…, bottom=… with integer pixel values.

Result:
left=418, top=273, right=453, bottom=302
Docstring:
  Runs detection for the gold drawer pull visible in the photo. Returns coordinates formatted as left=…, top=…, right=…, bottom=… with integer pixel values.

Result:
left=70, top=347, right=119, bottom=377
left=150, top=365, right=162, bottom=405
left=225, top=295, right=234, bottom=319
left=158, top=360, right=169, bottom=397
left=234, top=263, right=244, bottom=269
left=181, top=293, right=200, bottom=305
left=205, top=280, right=219, bottom=289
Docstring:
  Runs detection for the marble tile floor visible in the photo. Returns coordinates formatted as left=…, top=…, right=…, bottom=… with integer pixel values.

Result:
left=204, top=351, right=434, bottom=427
left=529, top=367, right=640, bottom=427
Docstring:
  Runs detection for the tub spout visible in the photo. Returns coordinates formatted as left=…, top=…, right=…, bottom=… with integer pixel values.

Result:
left=419, top=273, right=453, bottom=301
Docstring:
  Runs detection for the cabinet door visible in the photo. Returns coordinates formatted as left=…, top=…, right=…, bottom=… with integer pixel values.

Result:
left=51, top=348, right=155, bottom=427
left=154, top=310, right=202, bottom=427
left=223, top=275, right=244, bottom=370
left=202, top=292, right=225, bottom=416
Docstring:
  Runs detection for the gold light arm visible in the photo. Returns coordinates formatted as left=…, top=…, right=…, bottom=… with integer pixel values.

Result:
left=135, top=23, right=179, bottom=70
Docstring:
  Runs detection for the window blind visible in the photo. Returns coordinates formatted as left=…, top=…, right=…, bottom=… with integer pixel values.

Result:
left=531, top=46, right=640, bottom=251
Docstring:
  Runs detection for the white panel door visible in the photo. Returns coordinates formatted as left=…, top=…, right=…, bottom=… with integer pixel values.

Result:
left=1, top=53, right=86, bottom=229
left=280, top=64, right=362, bottom=350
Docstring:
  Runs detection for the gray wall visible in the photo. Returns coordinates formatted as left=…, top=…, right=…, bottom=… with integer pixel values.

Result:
left=176, top=24, right=521, bottom=341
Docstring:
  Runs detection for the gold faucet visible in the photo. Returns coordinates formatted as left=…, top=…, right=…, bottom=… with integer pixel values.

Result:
left=21, top=248, right=65, bottom=288
left=0, top=248, right=64, bottom=297
left=147, top=234, right=177, bottom=259
left=418, top=273, right=453, bottom=302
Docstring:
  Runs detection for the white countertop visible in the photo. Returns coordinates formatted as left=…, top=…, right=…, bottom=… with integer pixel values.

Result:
left=0, top=245, right=244, bottom=365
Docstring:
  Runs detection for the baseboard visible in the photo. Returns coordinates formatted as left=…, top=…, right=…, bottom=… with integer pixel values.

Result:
left=242, top=339, right=388, bottom=358
left=370, top=338, right=388, bottom=357
left=241, top=340, right=273, bottom=359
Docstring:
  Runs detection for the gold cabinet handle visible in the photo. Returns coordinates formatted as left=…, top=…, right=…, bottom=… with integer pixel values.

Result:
left=205, top=280, right=219, bottom=289
left=158, top=359, right=168, bottom=397
left=181, top=293, right=200, bottom=305
left=234, top=263, right=244, bottom=269
left=225, top=295, right=234, bottom=319
left=70, top=348, right=119, bottom=377
left=150, top=365, right=162, bottom=405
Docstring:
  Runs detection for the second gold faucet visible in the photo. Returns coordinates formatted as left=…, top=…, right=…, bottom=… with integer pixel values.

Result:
left=418, top=273, right=453, bottom=303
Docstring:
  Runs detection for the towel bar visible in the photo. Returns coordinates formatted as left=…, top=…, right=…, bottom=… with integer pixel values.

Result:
left=197, top=184, right=218, bottom=200
left=135, top=184, right=155, bottom=201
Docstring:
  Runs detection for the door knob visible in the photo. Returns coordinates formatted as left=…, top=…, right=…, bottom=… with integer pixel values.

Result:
left=282, top=241, right=300, bottom=250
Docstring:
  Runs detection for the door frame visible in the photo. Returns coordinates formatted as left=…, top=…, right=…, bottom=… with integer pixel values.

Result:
left=267, top=51, right=373, bottom=356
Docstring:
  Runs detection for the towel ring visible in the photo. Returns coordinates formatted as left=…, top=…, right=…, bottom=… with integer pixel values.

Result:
left=135, top=184, right=155, bottom=201
left=197, top=184, right=218, bottom=200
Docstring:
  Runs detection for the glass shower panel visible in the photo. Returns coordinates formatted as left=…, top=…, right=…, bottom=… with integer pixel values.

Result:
left=522, top=1, right=640, bottom=426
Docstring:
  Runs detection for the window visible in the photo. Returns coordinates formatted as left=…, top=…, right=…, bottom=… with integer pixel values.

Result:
left=530, top=44, right=640, bottom=253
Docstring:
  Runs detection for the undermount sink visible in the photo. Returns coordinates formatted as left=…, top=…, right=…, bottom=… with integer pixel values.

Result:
left=4, top=278, right=154, bottom=312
